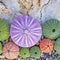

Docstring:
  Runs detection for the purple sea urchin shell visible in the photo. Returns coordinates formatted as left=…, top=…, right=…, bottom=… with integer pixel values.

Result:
left=10, top=15, right=42, bottom=47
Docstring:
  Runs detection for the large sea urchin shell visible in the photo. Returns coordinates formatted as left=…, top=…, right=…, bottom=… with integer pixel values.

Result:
left=10, top=15, right=42, bottom=47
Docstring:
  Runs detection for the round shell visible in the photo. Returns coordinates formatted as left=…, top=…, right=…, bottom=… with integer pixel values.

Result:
left=20, top=48, right=30, bottom=58
left=10, top=15, right=42, bottom=47
left=40, top=39, right=54, bottom=53
left=2, top=41, right=19, bottom=59
left=54, top=38, right=60, bottom=54
left=30, top=46, right=42, bottom=58
left=0, top=18, right=10, bottom=41
left=0, top=42, right=2, bottom=54
left=43, top=19, right=60, bottom=39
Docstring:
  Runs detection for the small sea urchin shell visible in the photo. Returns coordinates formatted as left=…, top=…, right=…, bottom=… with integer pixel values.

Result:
left=30, top=46, right=42, bottom=58
left=3, top=41, right=19, bottom=59
left=0, top=19, right=10, bottom=41
left=54, top=38, right=60, bottom=54
left=40, top=39, right=54, bottom=53
left=20, top=48, right=30, bottom=58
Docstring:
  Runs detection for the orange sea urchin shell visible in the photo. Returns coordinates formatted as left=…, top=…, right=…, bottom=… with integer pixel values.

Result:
left=40, top=39, right=54, bottom=53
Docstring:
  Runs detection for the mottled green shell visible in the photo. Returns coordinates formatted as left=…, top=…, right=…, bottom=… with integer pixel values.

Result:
left=43, top=19, right=60, bottom=39
left=0, top=18, right=10, bottom=41
left=30, top=46, right=42, bottom=58
left=20, top=48, right=30, bottom=58
left=54, top=38, right=60, bottom=54
left=0, top=43, right=2, bottom=54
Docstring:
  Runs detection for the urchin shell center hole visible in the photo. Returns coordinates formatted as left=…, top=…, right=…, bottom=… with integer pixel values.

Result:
left=24, top=53, right=26, bottom=55
left=47, top=45, right=49, bottom=47
left=52, top=29, right=55, bottom=32
left=35, top=52, right=37, bottom=54
left=8, top=50, right=10, bottom=52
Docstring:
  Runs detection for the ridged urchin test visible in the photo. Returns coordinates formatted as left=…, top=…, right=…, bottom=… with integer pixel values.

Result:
left=43, top=19, right=60, bottom=39
left=10, top=15, right=42, bottom=47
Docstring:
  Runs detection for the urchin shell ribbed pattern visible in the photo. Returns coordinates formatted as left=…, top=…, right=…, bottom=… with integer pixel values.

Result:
left=10, top=15, right=42, bottom=47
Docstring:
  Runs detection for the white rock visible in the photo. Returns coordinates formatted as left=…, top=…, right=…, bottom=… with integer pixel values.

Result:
left=41, top=0, right=60, bottom=24
left=0, top=0, right=60, bottom=24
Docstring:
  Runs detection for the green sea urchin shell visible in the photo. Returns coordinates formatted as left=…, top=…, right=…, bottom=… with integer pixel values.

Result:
left=0, top=18, right=10, bottom=41
left=20, top=48, right=30, bottom=58
left=0, top=43, right=2, bottom=54
left=30, top=46, right=42, bottom=58
left=54, top=38, right=60, bottom=54
left=43, top=19, right=60, bottom=39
